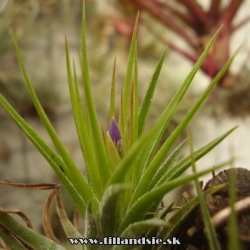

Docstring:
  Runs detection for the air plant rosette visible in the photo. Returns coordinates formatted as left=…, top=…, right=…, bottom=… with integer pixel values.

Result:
left=0, top=0, right=244, bottom=249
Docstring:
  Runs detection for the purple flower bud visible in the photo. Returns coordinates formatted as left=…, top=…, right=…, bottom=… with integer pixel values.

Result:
left=109, top=117, right=121, bottom=146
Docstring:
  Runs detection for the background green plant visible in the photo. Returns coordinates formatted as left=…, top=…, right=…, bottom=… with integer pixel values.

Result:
left=0, top=1, right=240, bottom=249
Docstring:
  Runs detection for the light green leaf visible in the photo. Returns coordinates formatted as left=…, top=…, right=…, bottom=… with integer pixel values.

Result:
left=99, top=184, right=130, bottom=236
left=158, top=184, right=226, bottom=242
left=119, top=164, right=229, bottom=234
left=145, top=201, right=175, bottom=240
left=138, top=48, right=167, bottom=136
left=9, top=31, right=92, bottom=210
left=132, top=43, right=239, bottom=204
left=133, top=43, right=139, bottom=143
left=84, top=203, right=100, bottom=250
left=65, top=37, right=102, bottom=199
left=109, top=57, right=116, bottom=122
left=55, top=191, right=83, bottom=250
left=149, top=139, right=187, bottom=190
left=107, top=121, right=160, bottom=186
left=105, top=132, right=121, bottom=170
left=0, top=210, right=65, bottom=250
left=160, top=127, right=237, bottom=184
left=189, top=131, right=220, bottom=250
left=0, top=228, right=27, bottom=250
left=0, top=94, right=88, bottom=217
left=120, top=14, right=139, bottom=150
left=135, top=27, right=222, bottom=181
left=80, top=0, right=110, bottom=187
left=117, top=218, right=169, bottom=250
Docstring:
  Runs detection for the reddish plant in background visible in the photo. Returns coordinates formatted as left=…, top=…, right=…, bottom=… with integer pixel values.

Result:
left=113, top=0, right=250, bottom=87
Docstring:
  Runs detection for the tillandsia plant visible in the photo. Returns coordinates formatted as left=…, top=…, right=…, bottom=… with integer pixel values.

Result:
left=113, top=0, right=250, bottom=87
left=0, top=0, right=241, bottom=249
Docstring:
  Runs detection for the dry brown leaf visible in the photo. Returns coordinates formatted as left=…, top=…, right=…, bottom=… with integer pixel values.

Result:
left=0, top=181, right=61, bottom=190
left=73, top=208, right=80, bottom=231
left=42, top=189, right=60, bottom=244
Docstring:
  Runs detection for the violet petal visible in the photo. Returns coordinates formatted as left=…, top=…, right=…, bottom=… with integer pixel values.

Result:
left=109, top=117, right=121, bottom=146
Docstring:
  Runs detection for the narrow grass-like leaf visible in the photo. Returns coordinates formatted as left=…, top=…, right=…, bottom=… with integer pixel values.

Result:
left=228, top=168, right=239, bottom=250
left=107, top=121, right=160, bottom=186
left=138, top=48, right=167, bottom=136
left=102, top=127, right=112, bottom=169
left=0, top=210, right=65, bottom=250
left=119, top=218, right=169, bottom=240
left=135, top=27, right=222, bottom=180
left=118, top=164, right=227, bottom=233
left=158, top=184, right=226, bottom=243
left=125, top=79, right=137, bottom=212
left=158, top=127, right=237, bottom=185
left=189, top=131, right=220, bottom=250
left=133, top=43, right=139, bottom=142
left=0, top=228, right=27, bottom=250
left=55, top=190, right=83, bottom=250
left=132, top=44, right=240, bottom=204
left=0, top=94, right=89, bottom=217
left=66, top=37, right=103, bottom=198
left=80, top=0, right=110, bottom=186
left=131, top=44, right=140, bottom=187
left=109, top=57, right=116, bottom=122
left=43, top=190, right=60, bottom=244
left=129, top=81, right=135, bottom=147
left=9, top=31, right=94, bottom=212
left=84, top=203, right=100, bottom=250
left=149, top=139, right=187, bottom=190
left=118, top=90, right=125, bottom=139
left=105, top=132, right=121, bottom=170
left=121, top=14, right=139, bottom=151
left=157, top=201, right=175, bottom=220
left=145, top=202, right=175, bottom=240
left=107, top=120, right=235, bottom=189
left=99, top=184, right=129, bottom=236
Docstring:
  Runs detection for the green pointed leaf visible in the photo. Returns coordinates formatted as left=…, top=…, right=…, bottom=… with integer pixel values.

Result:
left=107, top=121, right=160, bottom=186
left=158, top=184, right=226, bottom=241
left=65, top=37, right=102, bottom=198
left=84, top=203, right=100, bottom=250
left=149, top=139, right=187, bottom=190
left=120, top=218, right=169, bottom=241
left=133, top=43, right=139, bottom=142
left=99, top=184, right=130, bottom=236
left=160, top=127, right=237, bottom=185
left=135, top=27, right=222, bottom=181
left=9, top=31, right=92, bottom=209
left=131, top=44, right=240, bottom=204
left=55, top=191, right=83, bottom=250
left=105, top=132, right=121, bottom=170
left=121, top=13, right=139, bottom=151
left=145, top=201, right=175, bottom=240
left=0, top=94, right=88, bottom=217
left=80, top=0, right=110, bottom=187
left=0, top=210, right=65, bottom=250
left=0, top=228, right=27, bottom=250
left=109, top=57, right=116, bottom=122
left=189, top=131, right=220, bottom=249
left=156, top=201, right=175, bottom=220
left=138, top=48, right=167, bottom=136
left=119, top=163, right=229, bottom=234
